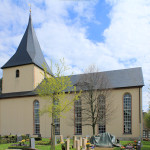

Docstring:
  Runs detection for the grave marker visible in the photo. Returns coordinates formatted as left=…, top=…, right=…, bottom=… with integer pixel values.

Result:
left=76, top=140, right=80, bottom=150
left=65, top=138, right=70, bottom=150
left=60, top=135, right=64, bottom=143
left=73, top=136, right=77, bottom=148
left=31, top=138, right=35, bottom=149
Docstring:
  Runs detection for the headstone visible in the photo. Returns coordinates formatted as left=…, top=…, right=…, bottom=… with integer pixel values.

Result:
left=137, top=141, right=141, bottom=150
left=17, top=136, right=22, bottom=142
left=60, top=135, right=64, bottom=143
left=26, top=134, right=30, bottom=138
left=85, top=137, right=88, bottom=144
left=31, top=138, right=35, bottom=149
left=82, top=138, right=86, bottom=150
left=65, top=138, right=70, bottom=150
left=73, top=136, right=77, bottom=148
left=76, top=139, right=80, bottom=150
left=55, top=137, right=57, bottom=145
left=79, top=137, right=82, bottom=147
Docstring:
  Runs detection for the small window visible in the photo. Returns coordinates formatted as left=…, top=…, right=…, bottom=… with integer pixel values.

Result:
left=16, top=70, right=19, bottom=78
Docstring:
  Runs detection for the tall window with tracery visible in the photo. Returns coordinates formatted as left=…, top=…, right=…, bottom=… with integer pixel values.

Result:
left=98, top=95, right=106, bottom=133
left=123, top=93, right=132, bottom=134
left=74, top=99, right=82, bottom=135
left=33, top=100, right=40, bottom=134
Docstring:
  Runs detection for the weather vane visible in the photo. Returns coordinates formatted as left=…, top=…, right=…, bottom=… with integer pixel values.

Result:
left=29, top=4, right=31, bottom=14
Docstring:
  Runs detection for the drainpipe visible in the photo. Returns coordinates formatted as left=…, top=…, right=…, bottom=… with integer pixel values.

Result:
left=139, top=87, right=142, bottom=142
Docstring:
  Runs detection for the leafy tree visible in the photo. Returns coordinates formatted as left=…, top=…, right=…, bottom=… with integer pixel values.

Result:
left=144, top=104, right=150, bottom=130
left=36, top=59, right=81, bottom=150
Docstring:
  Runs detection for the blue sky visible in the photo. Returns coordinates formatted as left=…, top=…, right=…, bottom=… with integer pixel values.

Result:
left=0, top=0, right=150, bottom=111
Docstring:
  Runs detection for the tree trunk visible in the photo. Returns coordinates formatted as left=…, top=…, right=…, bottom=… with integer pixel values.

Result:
left=51, top=116, right=55, bottom=150
left=92, top=124, right=95, bottom=135
left=51, top=97, right=55, bottom=150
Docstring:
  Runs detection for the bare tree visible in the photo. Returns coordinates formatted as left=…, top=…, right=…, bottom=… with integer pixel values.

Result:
left=76, top=65, right=114, bottom=135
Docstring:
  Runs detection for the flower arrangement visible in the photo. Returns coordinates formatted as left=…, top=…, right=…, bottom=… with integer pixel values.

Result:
left=120, top=146, right=125, bottom=150
left=86, top=143, right=90, bottom=148
left=26, top=139, right=30, bottom=142
left=90, top=144, right=95, bottom=149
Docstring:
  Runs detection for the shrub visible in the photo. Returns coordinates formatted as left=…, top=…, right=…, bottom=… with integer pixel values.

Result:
left=57, top=139, right=60, bottom=144
left=34, top=137, right=42, bottom=141
left=8, top=146, right=30, bottom=149
left=35, top=140, right=50, bottom=145
left=22, top=135, right=28, bottom=140
left=0, top=139, right=8, bottom=144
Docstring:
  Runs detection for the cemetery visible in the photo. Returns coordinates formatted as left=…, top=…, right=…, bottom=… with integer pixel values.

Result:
left=0, top=133, right=149, bottom=150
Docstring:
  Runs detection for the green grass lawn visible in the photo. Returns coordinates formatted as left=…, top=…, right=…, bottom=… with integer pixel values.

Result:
left=0, top=143, right=12, bottom=150
left=141, top=141, right=150, bottom=150
left=0, top=140, right=149, bottom=150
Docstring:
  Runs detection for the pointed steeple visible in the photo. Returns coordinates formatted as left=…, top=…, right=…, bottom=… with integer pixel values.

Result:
left=2, top=14, right=53, bottom=75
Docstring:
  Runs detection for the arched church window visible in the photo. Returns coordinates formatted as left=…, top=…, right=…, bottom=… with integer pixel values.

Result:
left=123, top=93, right=132, bottom=134
left=33, top=100, right=40, bottom=135
left=74, top=98, right=82, bottom=135
left=98, top=95, right=106, bottom=133
left=16, top=70, right=19, bottom=78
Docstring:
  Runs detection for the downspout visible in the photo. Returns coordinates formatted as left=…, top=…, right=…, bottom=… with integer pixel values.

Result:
left=139, top=87, right=142, bottom=141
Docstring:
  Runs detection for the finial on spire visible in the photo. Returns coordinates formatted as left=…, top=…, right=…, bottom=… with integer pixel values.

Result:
left=29, top=4, right=31, bottom=14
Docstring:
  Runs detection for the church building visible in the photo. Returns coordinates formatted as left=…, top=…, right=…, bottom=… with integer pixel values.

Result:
left=0, top=14, right=144, bottom=140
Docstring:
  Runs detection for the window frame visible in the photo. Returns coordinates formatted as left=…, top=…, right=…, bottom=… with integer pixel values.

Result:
left=98, top=95, right=106, bottom=134
left=16, top=70, right=19, bottom=78
left=74, top=98, right=82, bottom=135
left=123, top=93, right=132, bottom=134
left=33, top=100, right=40, bottom=135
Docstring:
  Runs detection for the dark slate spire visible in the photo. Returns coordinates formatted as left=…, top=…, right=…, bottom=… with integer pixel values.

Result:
left=2, top=14, right=53, bottom=75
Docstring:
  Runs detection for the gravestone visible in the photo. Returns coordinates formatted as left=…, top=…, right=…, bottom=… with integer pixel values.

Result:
left=85, top=137, right=88, bottom=144
left=82, top=138, right=86, bottom=150
left=65, top=138, right=70, bottom=150
left=55, top=137, right=57, bottom=145
left=79, top=137, right=82, bottom=146
left=73, top=136, right=77, bottom=148
left=76, top=139, right=80, bottom=150
left=17, top=135, right=22, bottom=142
left=26, top=134, right=31, bottom=138
left=60, top=135, right=64, bottom=143
left=31, top=138, right=35, bottom=149
left=137, top=141, right=141, bottom=150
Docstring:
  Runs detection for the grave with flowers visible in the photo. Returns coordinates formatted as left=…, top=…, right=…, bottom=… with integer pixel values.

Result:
left=120, top=140, right=141, bottom=150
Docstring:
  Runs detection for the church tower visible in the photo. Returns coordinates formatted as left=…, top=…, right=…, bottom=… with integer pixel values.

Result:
left=1, top=14, right=53, bottom=93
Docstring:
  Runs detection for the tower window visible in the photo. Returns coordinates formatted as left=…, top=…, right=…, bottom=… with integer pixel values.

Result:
left=16, top=70, right=19, bottom=78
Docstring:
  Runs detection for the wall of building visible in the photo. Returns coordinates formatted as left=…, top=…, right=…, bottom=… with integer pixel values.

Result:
left=2, top=65, right=35, bottom=93
left=106, top=87, right=142, bottom=140
left=33, top=65, right=45, bottom=89
left=0, top=87, right=143, bottom=140
left=2, top=65, right=47, bottom=93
